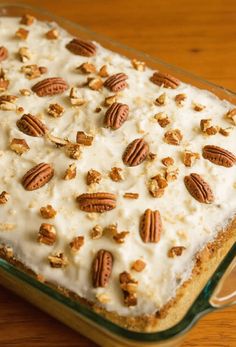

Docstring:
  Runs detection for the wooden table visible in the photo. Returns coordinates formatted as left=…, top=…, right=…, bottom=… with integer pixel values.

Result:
left=1, top=0, right=236, bottom=346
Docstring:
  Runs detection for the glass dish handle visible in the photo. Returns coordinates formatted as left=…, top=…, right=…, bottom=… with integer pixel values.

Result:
left=210, top=255, right=236, bottom=308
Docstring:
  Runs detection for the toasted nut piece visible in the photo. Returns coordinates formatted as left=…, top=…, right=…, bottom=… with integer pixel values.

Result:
left=131, top=58, right=146, bottom=71
left=0, top=223, right=16, bottom=231
left=20, top=14, right=35, bottom=25
left=90, top=225, right=103, bottom=239
left=147, top=152, right=157, bottom=161
left=154, top=112, right=171, bottom=128
left=162, top=157, right=174, bottom=166
left=77, top=62, right=96, bottom=74
left=15, top=28, right=29, bottom=40
left=18, top=47, right=32, bottom=62
left=123, top=193, right=139, bottom=199
left=76, top=131, right=94, bottom=146
left=151, top=174, right=168, bottom=189
left=70, top=236, right=84, bottom=252
left=66, top=38, right=96, bottom=57
left=65, top=143, right=81, bottom=160
left=131, top=259, right=146, bottom=272
left=88, top=77, right=103, bottom=91
left=168, top=246, right=186, bottom=258
left=10, top=138, right=29, bottom=155
left=39, top=66, right=48, bottom=75
left=19, top=88, right=31, bottom=96
left=46, top=133, right=70, bottom=147
left=96, top=293, right=110, bottom=304
left=47, top=103, right=64, bottom=118
left=200, top=118, right=212, bottom=132
left=104, top=224, right=118, bottom=236
left=86, top=169, right=102, bottom=185
left=175, top=93, right=186, bottom=107
left=0, top=191, right=10, bottom=204
left=21, top=64, right=41, bottom=79
left=0, top=100, right=16, bottom=111
left=192, top=102, right=205, bottom=112
left=119, top=271, right=138, bottom=306
left=225, top=108, right=236, bottom=125
left=113, top=231, right=129, bottom=244
left=205, top=126, right=219, bottom=135
left=40, top=205, right=57, bottom=219
left=165, top=166, right=179, bottom=182
left=155, top=93, right=167, bottom=106
left=109, top=167, right=124, bottom=182
left=45, top=28, right=59, bottom=40
left=98, top=65, right=109, bottom=77
left=38, top=223, right=56, bottom=246
left=0, top=46, right=8, bottom=62
left=0, top=245, right=13, bottom=258
left=164, top=129, right=183, bottom=145
left=64, top=163, right=77, bottom=180
left=148, top=179, right=165, bottom=198
left=219, top=127, right=233, bottom=136
left=0, top=79, right=9, bottom=92
left=150, top=71, right=180, bottom=89
left=48, top=252, right=68, bottom=268
left=69, top=87, right=86, bottom=106
left=183, top=150, right=200, bottom=167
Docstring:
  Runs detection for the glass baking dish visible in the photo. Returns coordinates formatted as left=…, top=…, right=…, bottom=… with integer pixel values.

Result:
left=0, top=3, right=235, bottom=346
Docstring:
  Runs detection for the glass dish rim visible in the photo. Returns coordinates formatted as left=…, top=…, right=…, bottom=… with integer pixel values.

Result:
left=0, top=2, right=235, bottom=343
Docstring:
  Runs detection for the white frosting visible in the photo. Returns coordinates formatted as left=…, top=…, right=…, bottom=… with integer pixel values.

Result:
left=0, top=17, right=235, bottom=316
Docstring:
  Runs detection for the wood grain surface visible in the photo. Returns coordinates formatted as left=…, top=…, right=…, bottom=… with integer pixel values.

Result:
left=1, top=0, right=236, bottom=346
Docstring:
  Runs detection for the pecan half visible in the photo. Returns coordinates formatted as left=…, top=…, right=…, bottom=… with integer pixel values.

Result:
left=32, top=77, right=68, bottom=97
left=38, top=223, right=56, bottom=246
left=92, top=249, right=113, bottom=288
left=66, top=38, right=96, bottom=56
left=150, top=71, right=180, bottom=89
left=184, top=173, right=214, bottom=204
left=22, top=163, right=54, bottom=191
left=202, top=145, right=236, bottom=168
left=17, top=114, right=48, bottom=137
left=123, top=138, right=149, bottom=166
left=0, top=46, right=8, bottom=62
left=104, top=73, right=128, bottom=92
left=140, top=209, right=162, bottom=243
left=77, top=192, right=116, bottom=213
left=104, top=102, right=129, bottom=130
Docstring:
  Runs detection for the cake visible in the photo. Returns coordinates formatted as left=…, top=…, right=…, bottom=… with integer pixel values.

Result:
left=0, top=13, right=235, bottom=332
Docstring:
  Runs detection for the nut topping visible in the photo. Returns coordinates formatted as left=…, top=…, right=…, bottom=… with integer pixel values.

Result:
left=104, top=102, right=129, bottom=130
left=86, top=169, right=102, bottom=185
left=168, top=246, right=186, bottom=258
left=45, top=29, right=59, bottom=40
left=87, top=77, right=103, bottom=91
left=32, top=77, right=68, bottom=97
left=65, top=143, right=81, bottom=160
left=66, top=38, right=96, bottom=56
left=15, top=28, right=29, bottom=40
left=20, top=14, right=35, bottom=26
left=17, top=113, right=48, bottom=137
left=9, top=138, right=29, bottom=155
left=123, top=193, right=139, bottom=199
left=38, top=223, right=56, bottom=246
left=0, top=191, right=10, bottom=205
left=104, top=73, right=128, bottom=92
left=40, top=205, right=57, bottom=219
left=98, top=65, right=109, bottom=77
left=131, top=58, right=146, bottom=71
left=225, top=108, right=236, bottom=125
left=47, top=103, right=64, bottom=118
left=69, top=87, right=87, bottom=106
left=64, top=163, right=77, bottom=180
left=150, top=71, right=180, bottom=89
left=77, top=62, right=96, bottom=74
left=184, top=173, right=214, bottom=204
left=70, top=236, right=85, bottom=252
left=18, top=47, right=32, bottom=62
left=175, top=93, right=186, bottom=107
left=0, top=46, right=8, bottom=62
left=119, top=271, right=138, bottom=306
left=109, top=167, right=124, bottom=182
left=104, top=95, right=117, bottom=107
left=200, top=119, right=219, bottom=135
left=76, top=131, right=94, bottom=146
left=123, top=138, right=149, bottom=166
left=154, top=112, right=171, bottom=128
left=92, top=249, right=113, bottom=288
left=202, top=145, right=236, bottom=167
left=164, top=129, right=183, bottom=145
left=155, top=93, right=167, bottom=106
left=48, top=252, right=68, bottom=268
left=113, top=231, right=130, bottom=244
left=22, top=163, right=54, bottom=191
left=131, top=259, right=146, bottom=272
left=183, top=150, right=200, bottom=167
left=148, top=179, right=165, bottom=198
left=77, top=192, right=117, bottom=213
left=140, top=209, right=162, bottom=243
left=162, top=157, right=174, bottom=167
left=90, top=225, right=103, bottom=240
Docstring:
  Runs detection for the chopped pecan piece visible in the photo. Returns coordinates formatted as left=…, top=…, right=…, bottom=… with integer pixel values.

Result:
left=147, top=152, right=157, bottom=161
left=65, top=143, right=81, bottom=159
left=155, top=93, right=167, bottom=106
left=175, top=93, right=186, bottom=107
left=64, top=163, right=77, bottom=180
left=205, top=126, right=220, bottom=136
left=48, top=252, right=68, bottom=268
left=40, top=205, right=57, bottom=219
left=123, top=193, right=139, bottom=199
left=113, top=231, right=129, bottom=244
left=131, top=58, right=146, bottom=71
left=22, top=163, right=54, bottom=191
left=104, top=73, right=128, bottom=92
left=0, top=191, right=10, bottom=204
left=88, top=77, right=103, bottom=91
left=0, top=94, right=17, bottom=111
left=47, top=103, right=64, bottom=118
left=184, top=173, right=214, bottom=204
left=18, top=47, right=32, bottom=62
left=154, top=112, right=171, bottom=128
left=95, top=107, right=102, bottom=113
left=45, top=28, right=59, bottom=40
left=98, top=65, right=109, bottom=77
left=148, top=179, right=165, bottom=198
left=77, top=62, right=96, bottom=74
left=123, top=138, right=149, bottom=166
left=168, top=246, right=186, bottom=258
left=192, top=102, right=205, bottom=112
left=162, top=157, right=174, bottom=166
left=90, top=225, right=103, bottom=239
left=86, top=169, right=102, bottom=185
left=225, top=108, right=236, bottom=125
left=19, top=88, right=31, bottom=96
left=119, top=271, right=138, bottom=306
left=109, top=167, right=124, bottom=182
left=104, top=94, right=117, bottom=107
left=69, top=87, right=86, bottom=106
left=140, top=209, right=162, bottom=243
left=9, top=138, right=29, bottom=155
left=131, top=259, right=146, bottom=272
left=76, top=131, right=94, bottom=146
left=92, top=249, right=113, bottom=287
left=200, top=119, right=219, bottom=135
left=164, top=129, right=183, bottom=145
left=150, top=71, right=180, bottom=89
left=219, top=127, right=233, bottom=136
left=20, top=64, right=41, bottom=79
left=46, top=133, right=69, bottom=147
left=0, top=68, right=9, bottom=92
left=183, top=150, right=200, bottom=167
left=77, top=192, right=117, bottom=213
left=15, top=28, right=29, bottom=40
left=0, top=46, right=8, bottom=62
left=66, top=38, right=96, bottom=57
left=70, top=236, right=85, bottom=252
left=38, top=223, right=56, bottom=246
left=151, top=174, right=168, bottom=188
left=165, top=166, right=179, bottom=182
left=20, top=14, right=35, bottom=25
